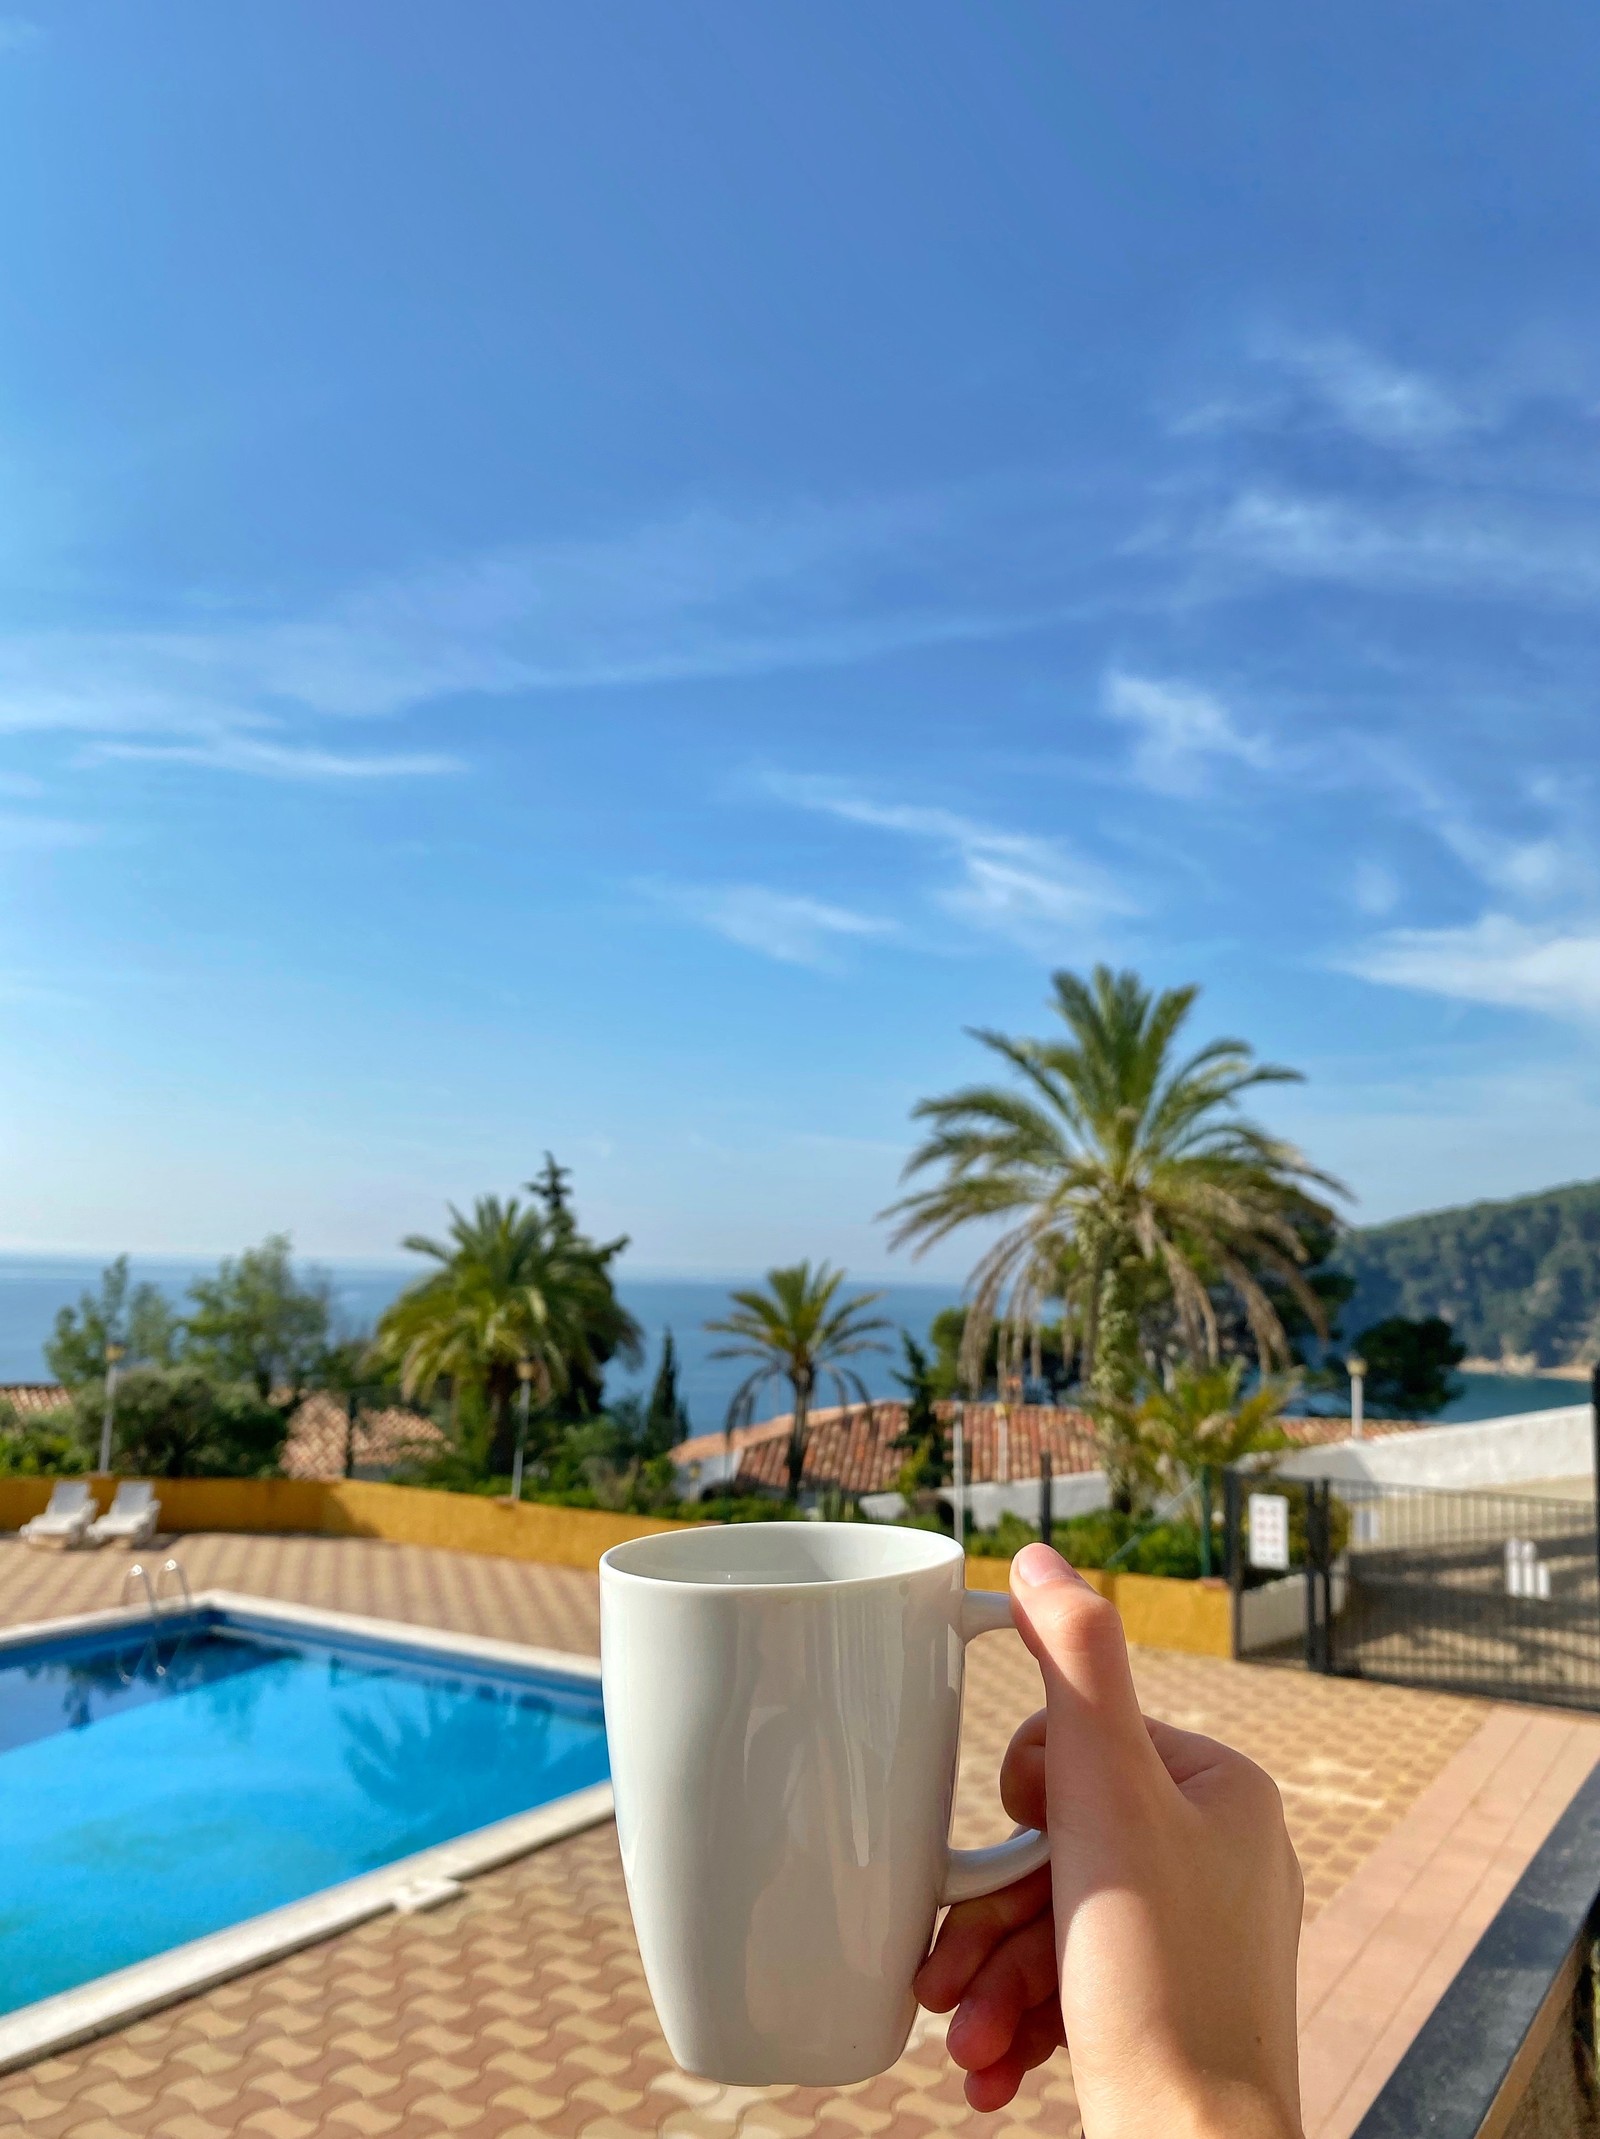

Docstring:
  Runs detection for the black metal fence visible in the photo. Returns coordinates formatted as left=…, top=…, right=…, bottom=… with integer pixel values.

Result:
left=1225, top=1470, right=1600, bottom=1712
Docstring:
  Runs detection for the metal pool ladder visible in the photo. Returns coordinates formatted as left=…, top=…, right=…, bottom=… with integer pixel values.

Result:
left=118, top=1557, right=194, bottom=1683
left=155, top=1557, right=193, bottom=1610
left=121, top=1555, right=193, bottom=1619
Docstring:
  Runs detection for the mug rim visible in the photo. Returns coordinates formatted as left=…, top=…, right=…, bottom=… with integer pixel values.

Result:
left=600, top=1518, right=965, bottom=1593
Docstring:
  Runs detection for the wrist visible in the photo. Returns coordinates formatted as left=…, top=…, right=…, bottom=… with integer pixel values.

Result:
left=1085, top=2078, right=1302, bottom=2139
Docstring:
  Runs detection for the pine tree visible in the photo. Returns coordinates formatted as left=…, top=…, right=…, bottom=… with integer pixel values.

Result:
left=529, top=1153, right=573, bottom=1223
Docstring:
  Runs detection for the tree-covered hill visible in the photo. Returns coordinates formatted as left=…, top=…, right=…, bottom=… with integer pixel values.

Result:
left=1332, top=1179, right=1600, bottom=1367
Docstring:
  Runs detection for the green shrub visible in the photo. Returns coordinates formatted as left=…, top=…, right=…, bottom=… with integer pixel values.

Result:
left=966, top=1506, right=1213, bottom=1578
left=0, top=1408, right=90, bottom=1477
left=965, top=1511, right=1041, bottom=1560
left=965, top=1487, right=1352, bottom=1583
left=407, top=1413, right=690, bottom=1516
left=686, top=1496, right=806, bottom=1525
left=66, top=1366, right=287, bottom=1478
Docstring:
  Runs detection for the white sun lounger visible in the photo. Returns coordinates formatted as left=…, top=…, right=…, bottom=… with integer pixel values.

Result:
left=86, top=1479, right=160, bottom=1547
left=20, top=1479, right=95, bottom=1549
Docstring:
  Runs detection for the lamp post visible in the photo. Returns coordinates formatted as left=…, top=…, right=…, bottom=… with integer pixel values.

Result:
left=99, top=1342, right=127, bottom=1474
left=511, top=1359, right=535, bottom=1503
left=1348, top=1353, right=1367, bottom=1442
left=951, top=1399, right=966, bottom=1548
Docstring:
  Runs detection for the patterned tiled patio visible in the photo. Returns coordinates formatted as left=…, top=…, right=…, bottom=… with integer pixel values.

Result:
left=0, top=1533, right=1583, bottom=2138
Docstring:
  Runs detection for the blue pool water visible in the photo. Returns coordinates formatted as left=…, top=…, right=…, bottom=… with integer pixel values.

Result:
left=0, top=1618, right=609, bottom=2014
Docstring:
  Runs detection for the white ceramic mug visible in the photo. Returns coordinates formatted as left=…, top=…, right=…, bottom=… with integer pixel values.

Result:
left=599, top=1521, right=1050, bottom=2086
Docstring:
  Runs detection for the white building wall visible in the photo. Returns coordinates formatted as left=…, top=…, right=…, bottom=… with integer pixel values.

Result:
left=859, top=1470, right=1112, bottom=1527
left=1274, top=1404, right=1593, bottom=1490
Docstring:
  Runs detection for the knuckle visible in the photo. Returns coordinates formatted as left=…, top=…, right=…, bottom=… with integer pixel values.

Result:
left=1210, top=1745, right=1287, bottom=1821
left=1008, top=1706, right=1047, bottom=1751
left=1053, top=1587, right=1122, bottom=1651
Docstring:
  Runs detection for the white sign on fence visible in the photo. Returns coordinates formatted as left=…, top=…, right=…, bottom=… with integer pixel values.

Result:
left=1248, top=1492, right=1291, bottom=1571
left=1505, top=1537, right=1553, bottom=1602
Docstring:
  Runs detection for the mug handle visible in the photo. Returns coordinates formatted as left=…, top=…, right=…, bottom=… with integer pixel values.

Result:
left=940, top=1588, right=1053, bottom=1905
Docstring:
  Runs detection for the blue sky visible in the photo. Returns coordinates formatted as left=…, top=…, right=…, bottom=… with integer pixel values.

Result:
left=4, top=1, right=1600, bottom=1274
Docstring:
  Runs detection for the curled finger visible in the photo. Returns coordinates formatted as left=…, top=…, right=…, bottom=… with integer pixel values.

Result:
left=961, top=1998, right=1068, bottom=2113
left=914, top=1864, right=1053, bottom=2014
left=945, top=1911, right=1061, bottom=2074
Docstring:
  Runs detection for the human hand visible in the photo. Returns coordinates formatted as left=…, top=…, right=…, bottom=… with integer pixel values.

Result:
left=916, top=1545, right=1304, bottom=2137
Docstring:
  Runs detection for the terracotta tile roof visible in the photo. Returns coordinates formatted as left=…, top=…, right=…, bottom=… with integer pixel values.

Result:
left=1282, top=1413, right=1420, bottom=1445
left=673, top=1401, right=1417, bottom=1497
left=277, top=1391, right=446, bottom=1480
left=674, top=1402, right=1101, bottom=1496
left=0, top=1382, right=443, bottom=1479
left=0, top=1383, right=72, bottom=1421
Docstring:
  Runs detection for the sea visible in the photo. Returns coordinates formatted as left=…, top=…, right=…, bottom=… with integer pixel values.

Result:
left=0, top=1253, right=1584, bottom=1440
left=0, top=1255, right=962, bottom=1436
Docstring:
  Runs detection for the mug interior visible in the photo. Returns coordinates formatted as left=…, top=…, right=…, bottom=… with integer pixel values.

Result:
left=602, top=1519, right=962, bottom=1589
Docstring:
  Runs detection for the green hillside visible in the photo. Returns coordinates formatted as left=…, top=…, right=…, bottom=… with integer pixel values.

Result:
left=1333, top=1178, right=1600, bottom=1366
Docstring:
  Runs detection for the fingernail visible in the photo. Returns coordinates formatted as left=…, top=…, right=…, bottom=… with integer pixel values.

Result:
left=1012, top=1543, right=1081, bottom=1587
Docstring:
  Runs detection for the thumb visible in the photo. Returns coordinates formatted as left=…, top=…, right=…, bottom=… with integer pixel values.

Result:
left=1009, top=1544, right=1163, bottom=1799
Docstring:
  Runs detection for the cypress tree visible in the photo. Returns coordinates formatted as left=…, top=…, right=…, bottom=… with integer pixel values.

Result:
left=644, top=1328, right=691, bottom=1455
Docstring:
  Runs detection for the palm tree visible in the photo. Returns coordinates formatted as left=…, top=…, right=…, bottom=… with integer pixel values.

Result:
left=884, top=965, right=1344, bottom=1416
left=1128, top=1358, right=1296, bottom=1573
left=706, top=1262, right=892, bottom=1499
left=376, top=1195, right=642, bottom=1475
left=1133, top=1357, right=1294, bottom=1478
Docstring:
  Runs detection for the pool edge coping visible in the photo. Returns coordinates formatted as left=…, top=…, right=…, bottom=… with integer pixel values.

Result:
left=0, top=1587, right=604, bottom=1686
left=0, top=1590, right=613, bottom=2075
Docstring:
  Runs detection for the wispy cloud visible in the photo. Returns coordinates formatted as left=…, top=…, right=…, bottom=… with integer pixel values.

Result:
left=1340, top=914, right=1600, bottom=1021
left=763, top=774, right=1136, bottom=949
left=1101, top=669, right=1272, bottom=793
left=1193, top=487, right=1600, bottom=609
left=0, top=485, right=1079, bottom=789
left=85, top=735, right=462, bottom=781
left=1361, top=749, right=1595, bottom=907
left=1430, top=813, right=1591, bottom=904
left=1176, top=333, right=1480, bottom=449
left=641, top=881, right=894, bottom=969
left=1335, top=746, right=1600, bottom=1022
left=0, top=18, right=41, bottom=56
left=1256, top=334, right=1476, bottom=447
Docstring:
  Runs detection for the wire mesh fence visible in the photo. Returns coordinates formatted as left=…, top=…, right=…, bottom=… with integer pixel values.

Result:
left=1227, top=1472, right=1600, bottom=1712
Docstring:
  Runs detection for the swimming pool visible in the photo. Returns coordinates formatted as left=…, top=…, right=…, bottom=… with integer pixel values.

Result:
left=0, top=1597, right=610, bottom=2028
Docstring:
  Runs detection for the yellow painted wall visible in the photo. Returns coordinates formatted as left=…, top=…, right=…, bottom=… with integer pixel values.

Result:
left=1110, top=1572, right=1232, bottom=1657
left=144, top=1478, right=333, bottom=1534
left=964, top=1550, right=1232, bottom=1658
left=0, top=1472, right=689, bottom=1572
left=317, top=1480, right=686, bottom=1569
left=0, top=1473, right=1232, bottom=1649
left=0, top=1477, right=65, bottom=1528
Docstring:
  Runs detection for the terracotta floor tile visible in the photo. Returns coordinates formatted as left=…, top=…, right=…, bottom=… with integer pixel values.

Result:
left=325, top=2104, right=405, bottom=2136
left=0, top=1529, right=1561, bottom=2139
left=1297, top=1704, right=1600, bottom=2139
